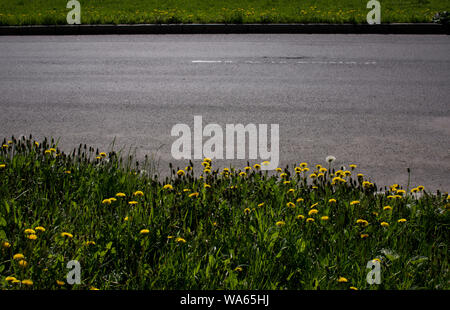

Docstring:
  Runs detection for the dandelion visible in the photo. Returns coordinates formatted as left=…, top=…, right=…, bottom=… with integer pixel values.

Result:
left=99, top=152, right=107, bottom=157
left=380, top=222, right=389, bottom=227
left=372, top=258, right=381, bottom=263
left=329, top=198, right=336, bottom=203
left=396, top=189, right=406, bottom=195
left=189, top=192, right=199, bottom=198
left=398, top=218, right=407, bottom=223
left=18, top=260, right=28, bottom=267
left=244, top=166, right=252, bottom=171
left=35, top=226, right=45, bottom=232
left=349, top=164, right=357, bottom=169
left=275, top=221, right=285, bottom=227
left=276, top=167, right=283, bottom=172
left=24, top=229, right=36, bottom=234
left=21, top=279, right=33, bottom=286
left=302, top=167, right=310, bottom=172
left=102, top=198, right=111, bottom=204
left=128, top=201, right=138, bottom=205
left=257, top=202, right=265, bottom=207
left=133, top=191, right=144, bottom=197
left=253, top=164, right=261, bottom=170
left=356, top=219, right=369, bottom=226
left=296, top=198, right=304, bottom=203
left=13, top=253, right=24, bottom=260
left=350, top=201, right=360, bottom=206
left=90, top=286, right=99, bottom=290
left=286, top=202, right=295, bottom=208
left=234, top=266, right=243, bottom=272
left=326, top=156, right=336, bottom=163
left=383, top=206, right=392, bottom=211
left=239, top=172, right=246, bottom=177
left=116, top=192, right=126, bottom=197
left=308, top=209, right=318, bottom=216
left=5, top=276, right=17, bottom=282
left=163, top=184, right=173, bottom=190
left=27, top=234, right=37, bottom=240
left=0, top=164, right=6, bottom=169
left=280, top=173, right=287, bottom=178
left=300, top=162, right=308, bottom=168
left=350, top=286, right=358, bottom=290
left=56, top=280, right=65, bottom=286
left=306, top=218, right=315, bottom=223
left=203, top=157, right=212, bottom=163
left=310, top=202, right=319, bottom=209
left=175, top=237, right=186, bottom=243
left=140, top=229, right=150, bottom=235
left=321, top=216, right=329, bottom=221
left=124, top=216, right=129, bottom=221
left=417, top=186, right=424, bottom=191
left=177, top=170, right=185, bottom=176
left=337, top=277, right=348, bottom=283
left=65, top=170, right=71, bottom=174
left=262, top=161, right=270, bottom=166
left=360, top=234, right=369, bottom=239
left=411, top=188, right=419, bottom=193
left=297, top=214, right=305, bottom=220
left=244, top=208, right=251, bottom=214
left=2, top=241, right=11, bottom=248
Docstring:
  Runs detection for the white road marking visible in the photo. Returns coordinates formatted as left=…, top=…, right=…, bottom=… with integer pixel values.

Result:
left=192, top=60, right=376, bottom=65
left=191, top=60, right=223, bottom=63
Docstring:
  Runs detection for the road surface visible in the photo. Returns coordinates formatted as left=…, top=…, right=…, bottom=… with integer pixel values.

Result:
left=0, top=34, right=449, bottom=190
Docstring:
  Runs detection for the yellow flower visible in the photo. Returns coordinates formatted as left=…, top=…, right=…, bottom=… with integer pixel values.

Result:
left=357, top=173, right=364, bottom=178
left=309, top=173, right=317, bottom=178
left=276, top=168, right=282, bottom=172
left=349, top=164, right=357, bottom=169
left=275, top=221, right=285, bottom=227
left=398, top=218, right=407, bottom=223
left=244, top=166, right=252, bottom=171
left=102, top=198, right=111, bottom=204
left=85, top=241, right=96, bottom=246
left=35, top=226, right=45, bottom=232
left=321, top=216, right=329, bottom=221
left=356, top=219, right=369, bottom=226
left=116, top=192, right=126, bottom=197
left=380, top=222, right=389, bottom=227
left=21, top=279, right=33, bottom=286
left=280, top=173, right=287, bottom=178
left=133, top=190, right=144, bottom=197
left=24, top=229, right=36, bottom=234
left=319, top=167, right=327, bottom=173
left=296, top=214, right=305, bottom=220
left=2, top=241, right=11, bottom=248
left=360, top=234, right=369, bottom=239
left=177, top=170, right=185, bottom=176
left=253, top=164, right=261, bottom=170
left=65, top=170, right=71, bottom=174
left=310, top=202, right=319, bottom=209
left=306, top=218, right=315, bottom=223
left=417, top=186, right=424, bottom=191
left=203, top=157, right=212, bottom=163
left=383, top=206, right=392, bottom=211
left=56, top=280, right=65, bottom=286
left=234, top=266, right=243, bottom=272
left=329, top=198, right=336, bottom=203
left=13, top=253, right=24, bottom=260
left=396, top=189, right=406, bottom=195
left=175, top=237, right=186, bottom=243
left=372, top=258, right=381, bottom=263
left=244, top=208, right=251, bottom=214
left=163, top=184, right=173, bottom=190
left=61, top=232, right=73, bottom=238
left=302, top=167, right=310, bottom=172
left=299, top=162, right=308, bottom=168
left=296, top=198, right=304, bottom=203
left=262, top=161, right=270, bottom=166
left=286, top=202, right=295, bottom=208
left=283, top=181, right=291, bottom=184
left=308, top=209, right=318, bottom=216
left=128, top=201, right=138, bottom=205
left=90, top=286, right=99, bottom=290
left=185, top=166, right=193, bottom=171
left=140, top=229, right=150, bottom=235
left=411, top=188, right=419, bottom=193
left=257, top=202, right=265, bottom=207
left=349, top=286, right=358, bottom=290
left=5, top=276, right=17, bottom=282
left=189, top=192, right=199, bottom=198
left=338, top=277, right=348, bottom=283
left=124, top=216, right=129, bottom=221
left=350, top=200, right=360, bottom=205
left=18, top=260, right=28, bottom=267
left=27, top=234, right=37, bottom=240
left=0, top=164, right=6, bottom=169
left=99, top=152, right=107, bottom=157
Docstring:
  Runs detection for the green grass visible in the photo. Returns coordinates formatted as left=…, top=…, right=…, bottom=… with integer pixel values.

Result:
left=0, top=0, right=449, bottom=26
left=0, top=136, right=448, bottom=290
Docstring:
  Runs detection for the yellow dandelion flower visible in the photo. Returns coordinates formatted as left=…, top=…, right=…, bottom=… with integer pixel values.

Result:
left=56, top=280, right=65, bottom=286
left=133, top=190, right=144, bottom=197
left=286, top=202, right=295, bottom=208
left=417, top=186, right=424, bottom=191
left=35, top=226, right=45, bottom=232
left=99, top=152, right=107, bottom=157
left=61, top=232, right=73, bottom=238
left=189, top=192, right=199, bottom=198
left=360, top=234, right=369, bottom=239
left=234, top=266, right=243, bottom=272
left=257, top=202, right=265, bottom=207
left=18, top=260, right=28, bottom=267
left=2, top=241, right=11, bottom=248
left=411, top=188, right=419, bottom=193
left=128, top=201, right=138, bottom=205
left=13, top=253, right=24, bottom=260
left=244, top=166, right=252, bottom=171
left=310, top=202, right=319, bottom=209
left=21, top=279, right=33, bottom=286
left=296, top=214, right=305, bottom=220
left=102, top=198, right=111, bottom=204
left=244, top=208, right=251, bottom=214
left=116, top=192, right=126, bottom=197
left=175, top=237, right=186, bottom=243
left=177, top=169, right=185, bottom=176
left=308, top=209, right=318, bottom=216
left=27, top=234, right=37, bottom=240
left=296, top=198, right=304, bottom=203
left=275, top=221, right=285, bottom=227
left=90, top=286, right=99, bottom=290
left=239, top=172, right=247, bottom=177
left=0, top=164, right=6, bottom=169
left=350, top=200, right=360, bottom=206
left=383, top=206, right=392, bottom=211
left=329, top=198, right=337, bottom=203
left=321, top=216, right=329, bottom=221
left=253, top=164, right=261, bottom=170
left=349, top=164, right=357, bottom=169
left=140, top=229, right=150, bottom=235
left=338, top=277, right=348, bottom=283
left=350, top=286, right=358, bottom=290
left=306, top=218, right=315, bottom=223
left=357, top=173, right=364, bottom=178
left=262, top=161, right=270, bottom=166
left=396, top=189, right=406, bottom=195
left=5, top=276, right=17, bottom=282
left=24, top=229, right=36, bottom=234
left=300, top=162, right=308, bottom=168
left=163, top=184, right=173, bottom=190
left=380, top=222, right=389, bottom=227
left=398, top=218, right=407, bottom=223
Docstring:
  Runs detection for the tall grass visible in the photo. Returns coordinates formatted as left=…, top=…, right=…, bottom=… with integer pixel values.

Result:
left=0, top=136, right=448, bottom=290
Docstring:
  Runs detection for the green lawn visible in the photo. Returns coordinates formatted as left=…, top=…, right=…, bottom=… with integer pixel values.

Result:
left=0, top=0, right=449, bottom=26
left=0, top=136, right=448, bottom=290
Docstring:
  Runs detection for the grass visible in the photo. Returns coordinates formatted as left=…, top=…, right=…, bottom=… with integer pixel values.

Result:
left=0, top=136, right=448, bottom=290
left=0, top=0, right=449, bottom=26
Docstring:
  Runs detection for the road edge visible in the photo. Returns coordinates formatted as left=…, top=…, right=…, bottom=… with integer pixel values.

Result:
left=0, top=23, right=449, bottom=35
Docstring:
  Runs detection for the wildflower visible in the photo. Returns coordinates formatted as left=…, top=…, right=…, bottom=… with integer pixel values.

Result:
left=280, top=173, right=287, bottom=178
left=175, top=237, right=186, bottom=243
left=102, top=198, right=111, bottom=204
left=326, top=156, right=336, bottom=163
left=253, top=164, right=261, bottom=170
left=396, top=189, right=406, bottom=195
left=309, top=173, right=317, bottom=178
left=319, top=167, right=327, bottom=173
left=275, top=221, right=285, bottom=227
left=234, top=266, right=243, bottom=272
left=287, top=188, right=295, bottom=194
left=300, top=162, right=308, bottom=168
left=321, top=216, right=329, bottom=221
left=383, top=206, right=392, bottom=211
left=124, top=216, right=129, bottom=221
left=185, top=166, right=193, bottom=171
left=65, top=170, right=71, bottom=174
left=360, top=234, right=369, bottom=239
left=61, top=232, right=73, bottom=238
left=295, top=167, right=302, bottom=173
left=13, top=254, right=24, bottom=260
left=417, top=186, right=424, bottom=191
left=296, top=198, right=304, bottom=203
left=203, top=168, right=211, bottom=173
left=350, top=286, right=358, bottom=290
left=203, top=157, right=212, bottom=163
left=329, top=198, right=336, bottom=203
left=18, top=260, right=27, bottom=267
left=306, top=218, right=315, bottom=223
left=350, top=201, right=360, bottom=206
left=283, top=181, right=291, bottom=185
left=257, top=202, right=265, bottom=207
left=372, top=258, right=381, bottom=263
left=140, top=229, right=150, bottom=235
left=296, top=214, right=305, bottom=220
left=244, top=208, right=251, bottom=214
left=223, top=168, right=230, bottom=173
left=349, top=164, right=357, bottom=169
left=163, top=184, right=173, bottom=190
left=27, top=234, right=37, bottom=240
left=35, top=226, right=45, bottom=232
left=90, top=286, right=99, bottom=290
left=244, top=166, right=252, bottom=171
left=308, top=209, right=318, bottom=216
left=337, top=277, right=348, bottom=283
left=398, top=218, right=407, bottom=223
left=5, top=276, right=17, bottom=282
left=189, top=192, right=199, bottom=198
left=302, top=167, right=310, bottom=172
left=85, top=241, right=96, bottom=246
left=310, top=202, right=319, bottom=209
left=411, top=188, right=419, bottom=193
left=56, top=280, right=65, bottom=286
left=24, top=229, right=36, bottom=234
left=116, top=192, right=126, bottom=197
left=128, top=201, right=138, bottom=205
left=99, top=152, right=107, bottom=157
left=0, top=164, right=5, bottom=169
left=357, top=173, right=364, bottom=178
left=204, top=183, right=211, bottom=189
left=262, top=161, right=270, bottom=166
left=239, top=172, right=246, bottom=177
left=2, top=241, right=11, bottom=248
left=286, top=202, right=295, bottom=208
left=356, top=219, right=369, bottom=226
left=21, top=279, right=33, bottom=286
left=380, top=222, right=389, bottom=227
left=177, top=170, right=185, bottom=176
left=133, top=191, right=144, bottom=197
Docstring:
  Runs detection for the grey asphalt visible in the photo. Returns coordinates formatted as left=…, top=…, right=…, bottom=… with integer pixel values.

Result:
left=0, top=34, right=449, bottom=191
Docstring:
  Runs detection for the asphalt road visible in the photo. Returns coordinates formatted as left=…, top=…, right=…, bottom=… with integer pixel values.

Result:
left=0, top=34, right=449, bottom=191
